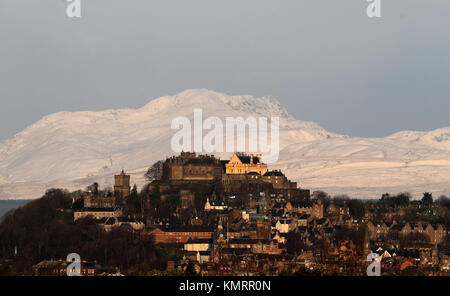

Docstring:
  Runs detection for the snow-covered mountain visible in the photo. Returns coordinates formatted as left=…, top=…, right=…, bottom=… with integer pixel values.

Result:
left=0, top=89, right=449, bottom=199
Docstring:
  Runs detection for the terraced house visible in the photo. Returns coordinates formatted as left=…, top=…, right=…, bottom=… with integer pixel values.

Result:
left=367, top=221, right=447, bottom=244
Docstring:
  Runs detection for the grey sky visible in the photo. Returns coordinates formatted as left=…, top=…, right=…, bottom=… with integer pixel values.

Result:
left=1, top=0, right=449, bottom=141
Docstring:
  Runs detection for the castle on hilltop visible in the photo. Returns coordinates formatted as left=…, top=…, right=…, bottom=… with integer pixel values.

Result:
left=161, top=152, right=308, bottom=199
left=162, top=152, right=223, bottom=182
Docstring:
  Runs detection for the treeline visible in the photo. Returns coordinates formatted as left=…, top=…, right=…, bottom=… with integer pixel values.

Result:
left=0, top=189, right=162, bottom=275
left=380, top=192, right=450, bottom=208
left=316, top=191, right=450, bottom=221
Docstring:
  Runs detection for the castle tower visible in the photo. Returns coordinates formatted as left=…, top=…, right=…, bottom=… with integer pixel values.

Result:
left=114, top=170, right=131, bottom=199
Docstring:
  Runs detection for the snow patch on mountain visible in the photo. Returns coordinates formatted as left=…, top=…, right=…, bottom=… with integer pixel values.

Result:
left=387, top=127, right=450, bottom=151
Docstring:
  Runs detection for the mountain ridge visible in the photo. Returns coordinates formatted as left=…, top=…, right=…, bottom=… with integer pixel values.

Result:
left=0, top=89, right=449, bottom=200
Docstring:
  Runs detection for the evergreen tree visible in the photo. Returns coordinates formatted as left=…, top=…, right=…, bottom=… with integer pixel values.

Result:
left=126, top=184, right=140, bottom=214
left=422, top=192, right=433, bottom=207
left=150, top=184, right=162, bottom=208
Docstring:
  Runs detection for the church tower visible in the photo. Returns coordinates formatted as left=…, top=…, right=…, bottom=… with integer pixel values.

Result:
left=212, top=218, right=227, bottom=263
left=114, top=170, right=131, bottom=200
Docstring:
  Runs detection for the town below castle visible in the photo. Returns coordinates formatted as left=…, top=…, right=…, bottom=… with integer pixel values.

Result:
left=1, top=152, right=449, bottom=276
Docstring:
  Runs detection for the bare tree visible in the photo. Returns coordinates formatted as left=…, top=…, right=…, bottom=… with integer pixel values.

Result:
left=144, top=160, right=164, bottom=182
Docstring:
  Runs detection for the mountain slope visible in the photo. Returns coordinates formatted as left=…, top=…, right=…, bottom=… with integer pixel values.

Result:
left=276, top=136, right=450, bottom=198
left=0, top=89, right=449, bottom=199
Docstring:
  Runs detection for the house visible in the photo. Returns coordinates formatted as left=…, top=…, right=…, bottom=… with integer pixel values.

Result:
left=252, top=240, right=283, bottom=255
left=367, top=221, right=391, bottom=240
left=275, top=219, right=293, bottom=234
left=291, top=200, right=324, bottom=219
left=383, top=222, right=446, bottom=244
left=326, top=201, right=350, bottom=217
left=290, top=213, right=310, bottom=227
left=204, top=197, right=228, bottom=211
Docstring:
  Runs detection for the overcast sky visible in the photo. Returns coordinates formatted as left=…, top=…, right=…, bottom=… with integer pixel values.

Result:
left=0, top=0, right=449, bottom=141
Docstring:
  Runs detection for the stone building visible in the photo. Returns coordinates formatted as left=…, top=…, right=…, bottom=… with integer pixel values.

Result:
left=225, top=153, right=267, bottom=175
left=162, top=152, right=223, bottom=182
left=82, top=172, right=130, bottom=208
left=326, top=201, right=350, bottom=217
left=84, top=192, right=116, bottom=208
left=262, top=170, right=297, bottom=190
left=142, top=225, right=215, bottom=244
left=74, top=206, right=122, bottom=221
left=160, top=152, right=311, bottom=206
left=287, top=199, right=324, bottom=219
left=367, top=221, right=447, bottom=244
left=114, top=170, right=131, bottom=199
left=222, top=169, right=308, bottom=199
left=256, top=221, right=272, bottom=239
left=204, top=197, right=229, bottom=211
left=83, top=182, right=115, bottom=208
left=367, top=221, right=392, bottom=240
left=221, top=172, right=272, bottom=195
